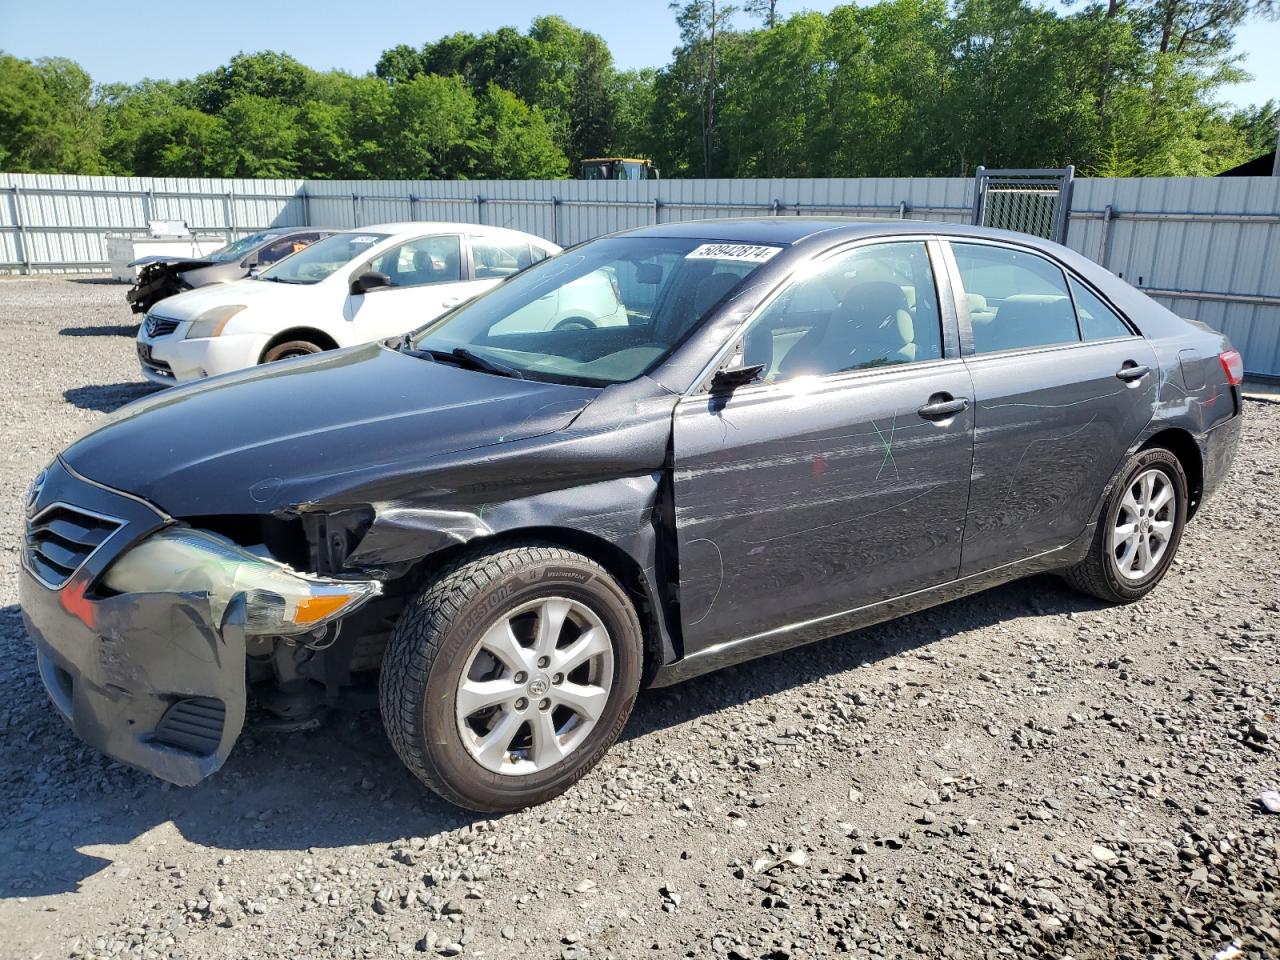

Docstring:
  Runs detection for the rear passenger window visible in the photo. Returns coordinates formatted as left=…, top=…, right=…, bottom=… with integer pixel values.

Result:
left=471, top=237, right=533, bottom=279
left=953, top=243, right=1079, bottom=354
left=1069, top=277, right=1131, bottom=340
left=741, top=241, right=943, bottom=381
left=369, top=235, right=461, bottom=287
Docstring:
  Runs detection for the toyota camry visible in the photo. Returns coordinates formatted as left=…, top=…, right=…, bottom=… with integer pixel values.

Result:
left=21, top=218, right=1242, bottom=811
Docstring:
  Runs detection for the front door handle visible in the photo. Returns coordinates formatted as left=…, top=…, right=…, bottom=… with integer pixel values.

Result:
left=918, top=394, right=970, bottom=420
left=442, top=297, right=462, bottom=308
left=1116, top=362, right=1150, bottom=382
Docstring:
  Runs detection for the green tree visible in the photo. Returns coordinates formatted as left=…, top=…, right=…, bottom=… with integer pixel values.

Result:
left=610, top=69, right=659, bottom=159
left=1131, top=0, right=1278, bottom=58
left=718, top=12, right=830, bottom=176
left=566, top=32, right=617, bottom=160
left=0, top=53, right=106, bottom=172
left=0, top=54, right=63, bottom=171
left=1227, top=99, right=1278, bottom=158
left=221, top=95, right=300, bottom=177
left=194, top=51, right=311, bottom=113
left=131, top=106, right=233, bottom=176
left=384, top=73, right=479, bottom=178
left=476, top=85, right=569, bottom=178
left=669, top=0, right=740, bottom=175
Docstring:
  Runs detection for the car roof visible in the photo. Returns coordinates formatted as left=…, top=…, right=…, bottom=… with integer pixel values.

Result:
left=617, top=216, right=1063, bottom=251
left=353, top=221, right=551, bottom=241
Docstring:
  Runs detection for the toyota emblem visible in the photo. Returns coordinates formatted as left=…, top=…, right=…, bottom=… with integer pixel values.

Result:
left=25, top=469, right=46, bottom=517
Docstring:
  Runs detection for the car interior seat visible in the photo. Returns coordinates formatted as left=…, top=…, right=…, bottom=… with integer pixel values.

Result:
left=978, top=294, right=1076, bottom=352
left=439, top=246, right=461, bottom=282
left=777, top=281, right=916, bottom=378
left=406, top=249, right=437, bottom=285
left=967, top=292, right=997, bottom=326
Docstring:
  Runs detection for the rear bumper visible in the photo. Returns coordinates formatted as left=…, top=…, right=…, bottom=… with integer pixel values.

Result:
left=20, top=460, right=247, bottom=786
left=1199, top=407, right=1243, bottom=506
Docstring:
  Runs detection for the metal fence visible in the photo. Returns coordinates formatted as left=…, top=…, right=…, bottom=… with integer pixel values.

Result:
left=2, top=171, right=1278, bottom=377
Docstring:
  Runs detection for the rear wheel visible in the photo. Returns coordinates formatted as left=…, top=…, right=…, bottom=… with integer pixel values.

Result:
left=261, top=340, right=323, bottom=363
left=379, top=542, right=643, bottom=811
left=1063, top=447, right=1187, bottom=603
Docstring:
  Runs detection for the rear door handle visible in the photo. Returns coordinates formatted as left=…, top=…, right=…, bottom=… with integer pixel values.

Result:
left=1116, top=362, right=1150, bottom=382
left=918, top=395, right=970, bottom=420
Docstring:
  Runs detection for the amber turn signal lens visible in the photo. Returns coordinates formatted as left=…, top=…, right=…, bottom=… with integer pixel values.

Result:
left=294, top=593, right=362, bottom=625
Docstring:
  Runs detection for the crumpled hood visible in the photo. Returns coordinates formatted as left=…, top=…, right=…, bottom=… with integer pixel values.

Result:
left=62, top=343, right=599, bottom=516
left=129, top=255, right=216, bottom=270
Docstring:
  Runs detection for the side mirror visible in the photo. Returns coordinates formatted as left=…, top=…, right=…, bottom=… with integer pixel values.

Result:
left=710, top=363, right=765, bottom=392
left=351, top=270, right=391, bottom=295
left=240, top=255, right=257, bottom=269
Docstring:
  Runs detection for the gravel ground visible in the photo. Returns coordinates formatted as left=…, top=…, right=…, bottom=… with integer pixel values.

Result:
left=0, top=276, right=1276, bottom=960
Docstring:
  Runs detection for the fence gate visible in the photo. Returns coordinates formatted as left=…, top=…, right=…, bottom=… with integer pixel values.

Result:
left=972, top=166, right=1074, bottom=243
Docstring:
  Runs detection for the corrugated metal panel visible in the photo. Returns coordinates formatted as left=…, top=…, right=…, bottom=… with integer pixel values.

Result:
left=1069, top=176, right=1280, bottom=376
left=2, top=171, right=1277, bottom=375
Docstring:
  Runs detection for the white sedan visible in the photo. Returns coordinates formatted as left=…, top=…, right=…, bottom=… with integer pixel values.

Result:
left=135, top=222, right=620, bottom=384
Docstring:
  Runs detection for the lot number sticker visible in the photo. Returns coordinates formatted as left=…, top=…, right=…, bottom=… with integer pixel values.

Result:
left=686, top=243, right=782, bottom=263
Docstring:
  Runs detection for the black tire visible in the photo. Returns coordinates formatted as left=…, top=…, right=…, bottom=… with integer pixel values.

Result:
left=552, top=316, right=596, bottom=332
left=261, top=339, right=324, bottom=363
left=1063, top=447, right=1188, bottom=603
left=379, top=542, right=643, bottom=812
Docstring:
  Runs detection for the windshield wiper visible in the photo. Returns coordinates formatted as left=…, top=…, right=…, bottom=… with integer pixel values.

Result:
left=451, top=347, right=524, bottom=379
left=394, top=340, right=522, bottom=379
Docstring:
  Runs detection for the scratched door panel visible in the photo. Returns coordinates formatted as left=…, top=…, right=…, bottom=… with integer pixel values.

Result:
left=959, top=338, right=1159, bottom=576
left=672, top=360, right=975, bottom=655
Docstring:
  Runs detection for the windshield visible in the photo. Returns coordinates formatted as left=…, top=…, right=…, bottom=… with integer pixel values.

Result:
left=409, top=236, right=781, bottom=385
left=207, top=231, right=282, bottom=263
left=258, top=232, right=388, bottom=284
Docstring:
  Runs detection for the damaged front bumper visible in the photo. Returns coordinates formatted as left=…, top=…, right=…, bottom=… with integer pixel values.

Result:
left=127, top=261, right=201, bottom=315
left=19, top=460, right=247, bottom=786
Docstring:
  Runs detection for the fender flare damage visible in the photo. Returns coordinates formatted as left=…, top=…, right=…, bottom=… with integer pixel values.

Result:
left=299, top=471, right=683, bottom=678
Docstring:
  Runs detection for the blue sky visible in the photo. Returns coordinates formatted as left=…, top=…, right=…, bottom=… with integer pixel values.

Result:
left=0, top=0, right=1274, bottom=110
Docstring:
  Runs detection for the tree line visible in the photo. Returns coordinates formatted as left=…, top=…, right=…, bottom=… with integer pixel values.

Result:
left=1, top=2, right=1276, bottom=181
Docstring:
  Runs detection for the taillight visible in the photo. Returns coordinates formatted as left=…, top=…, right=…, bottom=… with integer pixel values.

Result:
left=1219, top=349, right=1244, bottom=386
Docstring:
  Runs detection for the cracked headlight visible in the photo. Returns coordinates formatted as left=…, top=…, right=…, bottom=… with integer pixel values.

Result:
left=185, top=304, right=247, bottom=339
left=102, top=526, right=380, bottom=635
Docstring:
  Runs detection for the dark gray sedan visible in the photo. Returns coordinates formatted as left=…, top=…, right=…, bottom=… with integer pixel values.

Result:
left=21, top=219, right=1242, bottom=811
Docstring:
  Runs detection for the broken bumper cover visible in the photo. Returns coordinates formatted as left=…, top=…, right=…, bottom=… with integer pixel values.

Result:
left=1198, top=406, right=1243, bottom=505
left=19, top=460, right=247, bottom=786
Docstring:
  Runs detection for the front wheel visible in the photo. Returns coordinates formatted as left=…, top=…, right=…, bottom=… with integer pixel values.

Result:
left=261, top=340, right=323, bottom=363
left=1063, top=447, right=1188, bottom=603
left=379, top=543, right=643, bottom=811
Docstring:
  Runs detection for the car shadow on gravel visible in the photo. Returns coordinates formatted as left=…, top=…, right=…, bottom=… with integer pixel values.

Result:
left=0, top=575, right=1108, bottom=898
left=63, top=382, right=164, bottom=413
left=59, top=324, right=138, bottom=337
left=623, top=573, right=1109, bottom=743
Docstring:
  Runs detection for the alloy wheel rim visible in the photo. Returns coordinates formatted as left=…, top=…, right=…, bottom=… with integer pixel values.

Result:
left=455, top=596, right=614, bottom=776
left=1110, top=467, right=1175, bottom=581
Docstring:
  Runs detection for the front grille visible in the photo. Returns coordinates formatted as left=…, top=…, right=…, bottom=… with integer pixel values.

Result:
left=25, top=504, right=123, bottom=589
left=152, top=698, right=226, bottom=755
left=144, top=314, right=180, bottom=338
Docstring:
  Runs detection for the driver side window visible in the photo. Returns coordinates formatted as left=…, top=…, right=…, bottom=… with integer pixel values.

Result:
left=741, top=241, right=943, bottom=382
left=366, top=235, right=462, bottom=288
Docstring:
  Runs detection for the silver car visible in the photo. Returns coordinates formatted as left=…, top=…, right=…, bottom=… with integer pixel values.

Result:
left=126, top=228, right=336, bottom=315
